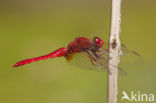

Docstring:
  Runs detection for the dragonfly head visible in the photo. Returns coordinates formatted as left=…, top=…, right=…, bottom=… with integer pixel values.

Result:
left=92, top=37, right=103, bottom=50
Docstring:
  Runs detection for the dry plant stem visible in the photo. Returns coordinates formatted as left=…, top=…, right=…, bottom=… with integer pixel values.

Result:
left=107, top=0, right=122, bottom=103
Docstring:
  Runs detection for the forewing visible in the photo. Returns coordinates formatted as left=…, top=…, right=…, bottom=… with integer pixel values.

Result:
left=66, top=52, right=108, bottom=72
left=119, top=44, right=143, bottom=69
left=96, top=50, right=127, bottom=76
left=65, top=42, right=138, bottom=75
left=101, top=42, right=142, bottom=66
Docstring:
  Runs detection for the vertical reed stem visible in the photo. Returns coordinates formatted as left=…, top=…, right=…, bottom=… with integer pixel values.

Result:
left=107, top=0, right=122, bottom=103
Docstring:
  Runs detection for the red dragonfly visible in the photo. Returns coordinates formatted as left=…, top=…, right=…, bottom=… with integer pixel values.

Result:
left=12, top=37, right=141, bottom=74
left=12, top=37, right=104, bottom=67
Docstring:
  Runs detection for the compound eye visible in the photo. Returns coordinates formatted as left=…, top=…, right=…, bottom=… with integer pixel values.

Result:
left=94, top=37, right=100, bottom=43
left=99, top=40, right=103, bottom=48
left=93, top=37, right=103, bottom=48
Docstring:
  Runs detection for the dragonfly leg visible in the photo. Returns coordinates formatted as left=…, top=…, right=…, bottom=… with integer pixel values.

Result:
left=85, top=51, right=97, bottom=61
left=76, top=48, right=98, bottom=66
left=88, top=55, right=96, bottom=66
left=91, top=51, right=99, bottom=59
left=90, top=49, right=109, bottom=63
left=85, top=51, right=98, bottom=66
left=96, top=49, right=108, bottom=57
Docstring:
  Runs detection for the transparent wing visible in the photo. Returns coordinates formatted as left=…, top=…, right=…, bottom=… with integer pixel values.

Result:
left=66, top=52, right=108, bottom=72
left=100, top=42, right=142, bottom=70
left=66, top=42, right=141, bottom=76
left=120, top=44, right=143, bottom=69
left=101, top=42, right=142, bottom=65
left=66, top=51, right=127, bottom=76
left=95, top=51, right=127, bottom=76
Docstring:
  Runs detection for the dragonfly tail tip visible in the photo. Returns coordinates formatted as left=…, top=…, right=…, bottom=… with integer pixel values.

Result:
left=12, top=64, right=19, bottom=68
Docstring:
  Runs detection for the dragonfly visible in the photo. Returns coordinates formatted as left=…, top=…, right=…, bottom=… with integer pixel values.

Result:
left=12, top=37, right=141, bottom=75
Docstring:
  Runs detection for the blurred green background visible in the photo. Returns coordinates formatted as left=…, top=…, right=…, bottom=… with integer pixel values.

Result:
left=0, top=0, right=156, bottom=103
